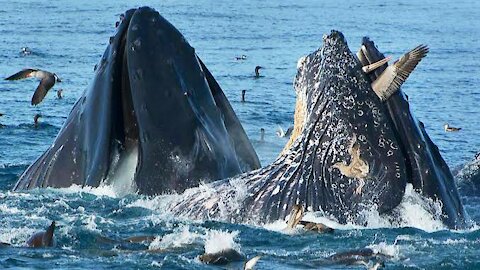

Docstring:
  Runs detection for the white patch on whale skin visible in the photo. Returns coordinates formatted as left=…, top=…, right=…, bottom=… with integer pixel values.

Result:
left=297, top=55, right=307, bottom=69
left=272, top=185, right=280, bottom=195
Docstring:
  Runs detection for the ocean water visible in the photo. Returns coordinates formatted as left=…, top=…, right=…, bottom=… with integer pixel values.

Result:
left=1, top=0, right=479, bottom=269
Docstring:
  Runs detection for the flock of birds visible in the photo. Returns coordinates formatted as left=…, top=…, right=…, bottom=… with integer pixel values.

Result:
left=0, top=48, right=461, bottom=135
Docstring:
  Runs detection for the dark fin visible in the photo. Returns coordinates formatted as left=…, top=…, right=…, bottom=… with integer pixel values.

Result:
left=43, top=221, right=55, bottom=247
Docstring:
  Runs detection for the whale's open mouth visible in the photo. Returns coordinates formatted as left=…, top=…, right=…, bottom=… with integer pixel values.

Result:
left=14, top=7, right=261, bottom=195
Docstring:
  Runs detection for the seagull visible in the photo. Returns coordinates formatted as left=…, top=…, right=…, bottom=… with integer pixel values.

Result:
left=276, top=126, right=293, bottom=138
left=254, top=66, right=263, bottom=78
left=5, top=69, right=61, bottom=105
left=244, top=255, right=261, bottom=270
left=366, top=45, right=429, bottom=101
left=235, top=55, right=247, bottom=60
left=444, top=123, right=461, bottom=132
left=20, top=47, right=32, bottom=56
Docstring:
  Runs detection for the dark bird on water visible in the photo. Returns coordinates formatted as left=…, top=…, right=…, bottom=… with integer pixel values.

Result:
left=57, top=89, right=63, bottom=99
left=241, top=90, right=246, bottom=102
left=34, top=113, right=42, bottom=127
left=444, top=123, right=461, bottom=132
left=5, top=68, right=62, bottom=105
left=254, top=66, right=263, bottom=78
left=260, top=128, right=265, bottom=141
left=235, top=55, right=247, bottom=60
left=20, top=47, right=32, bottom=56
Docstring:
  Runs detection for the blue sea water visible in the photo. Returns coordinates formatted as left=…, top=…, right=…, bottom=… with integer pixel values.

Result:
left=0, top=0, right=479, bottom=269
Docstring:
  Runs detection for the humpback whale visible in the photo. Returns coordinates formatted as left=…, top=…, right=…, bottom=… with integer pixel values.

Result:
left=167, top=31, right=467, bottom=229
left=14, top=7, right=260, bottom=194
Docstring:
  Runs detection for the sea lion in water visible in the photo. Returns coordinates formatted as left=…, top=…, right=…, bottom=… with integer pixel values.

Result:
left=199, top=248, right=245, bottom=265
left=26, top=221, right=55, bottom=248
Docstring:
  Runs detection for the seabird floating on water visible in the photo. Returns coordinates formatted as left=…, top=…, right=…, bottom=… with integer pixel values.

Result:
left=34, top=114, right=42, bottom=127
left=241, top=90, right=246, bottom=102
left=444, top=123, right=461, bottom=132
left=20, top=47, right=32, bottom=56
left=254, top=66, right=263, bottom=78
left=57, top=89, right=63, bottom=99
left=5, top=68, right=62, bottom=105
left=260, top=128, right=265, bottom=141
left=235, top=55, right=247, bottom=60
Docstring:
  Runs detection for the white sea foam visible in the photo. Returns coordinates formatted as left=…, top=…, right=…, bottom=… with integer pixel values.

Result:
left=204, top=230, right=240, bottom=254
left=367, top=241, right=400, bottom=259
left=83, top=215, right=100, bottom=232
left=51, top=184, right=117, bottom=198
left=148, top=225, right=201, bottom=250
left=263, top=184, right=448, bottom=233
left=0, top=227, right=36, bottom=245
left=0, top=204, right=24, bottom=214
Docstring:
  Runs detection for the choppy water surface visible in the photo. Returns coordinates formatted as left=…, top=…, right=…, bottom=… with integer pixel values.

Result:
left=1, top=0, right=479, bottom=269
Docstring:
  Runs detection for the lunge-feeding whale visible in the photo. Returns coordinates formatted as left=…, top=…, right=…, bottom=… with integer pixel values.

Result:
left=14, top=7, right=260, bottom=194
left=167, top=31, right=467, bottom=229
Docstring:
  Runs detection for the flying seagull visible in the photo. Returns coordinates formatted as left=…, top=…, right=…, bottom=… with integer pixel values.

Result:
left=5, top=68, right=61, bottom=105
left=362, top=45, right=429, bottom=101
